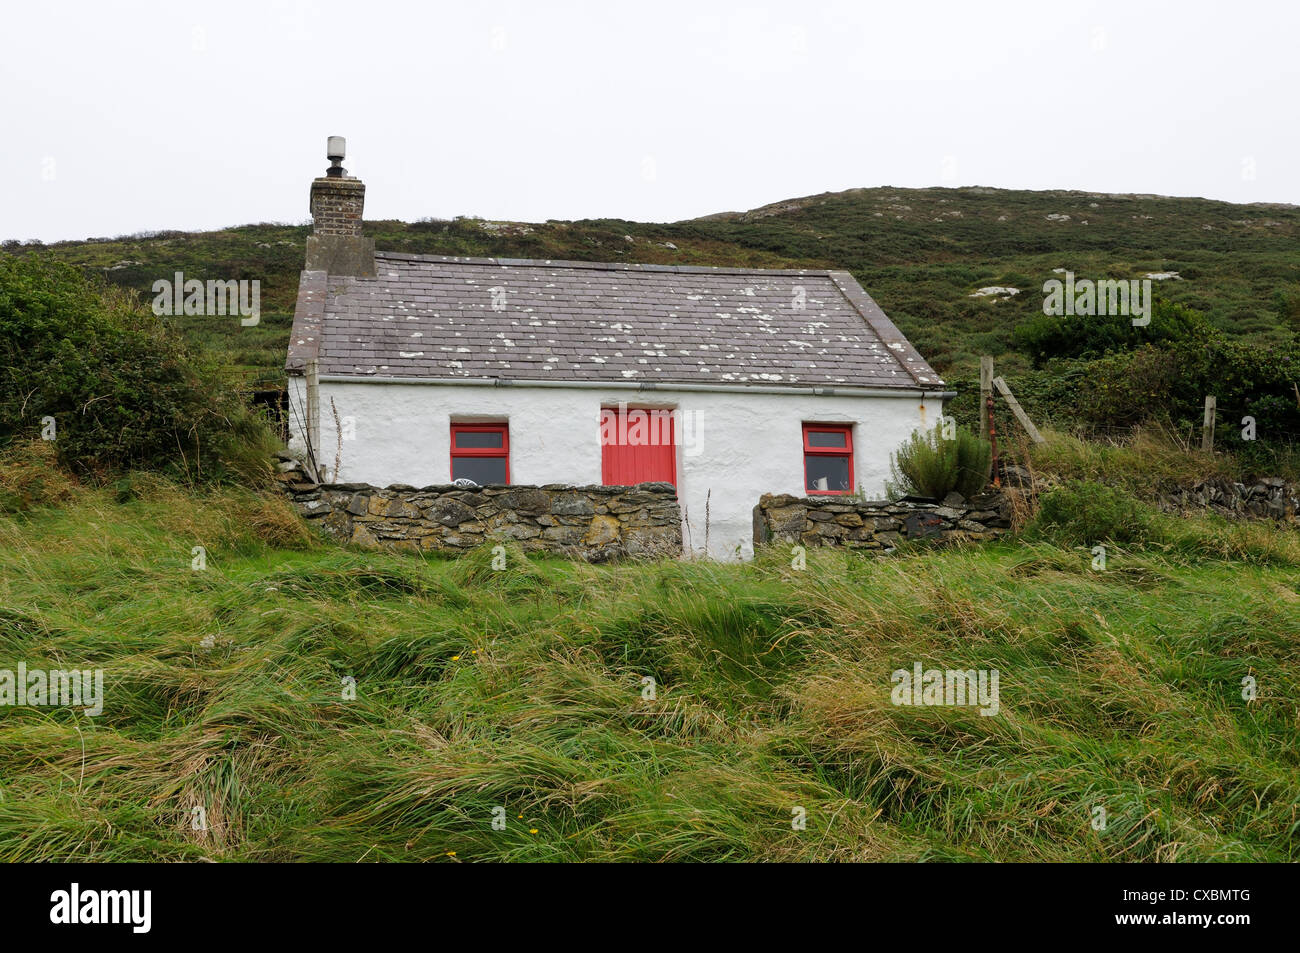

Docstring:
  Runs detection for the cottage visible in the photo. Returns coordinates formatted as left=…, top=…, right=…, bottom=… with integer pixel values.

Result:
left=286, top=140, right=951, bottom=558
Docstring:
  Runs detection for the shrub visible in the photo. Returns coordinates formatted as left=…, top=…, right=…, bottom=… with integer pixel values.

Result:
left=887, top=423, right=992, bottom=500
left=1076, top=335, right=1300, bottom=456
left=1014, top=297, right=1209, bottom=366
left=0, top=254, right=276, bottom=483
left=1073, top=345, right=1183, bottom=429
left=1029, top=481, right=1154, bottom=545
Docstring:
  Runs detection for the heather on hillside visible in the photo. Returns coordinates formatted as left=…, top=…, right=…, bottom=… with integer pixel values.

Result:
left=12, top=185, right=1298, bottom=474
left=10, top=185, right=1299, bottom=385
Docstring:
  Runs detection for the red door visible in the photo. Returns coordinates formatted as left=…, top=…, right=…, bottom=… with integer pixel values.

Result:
left=600, top=407, right=676, bottom=487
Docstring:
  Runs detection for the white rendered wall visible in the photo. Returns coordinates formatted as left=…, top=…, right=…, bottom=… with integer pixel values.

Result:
left=288, top=380, right=939, bottom=559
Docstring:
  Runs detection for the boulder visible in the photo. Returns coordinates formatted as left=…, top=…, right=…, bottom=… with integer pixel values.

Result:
left=495, top=487, right=551, bottom=516
left=425, top=498, right=477, bottom=526
left=552, top=493, right=596, bottom=517
left=582, top=515, right=622, bottom=546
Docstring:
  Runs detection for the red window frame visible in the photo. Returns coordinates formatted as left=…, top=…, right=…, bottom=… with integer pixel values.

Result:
left=450, top=423, right=510, bottom=484
left=802, top=423, right=854, bottom=495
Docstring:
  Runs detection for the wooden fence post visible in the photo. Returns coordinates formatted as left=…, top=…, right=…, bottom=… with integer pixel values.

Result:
left=979, top=356, right=994, bottom=440
left=1202, top=395, right=1216, bottom=452
left=992, top=377, right=1046, bottom=444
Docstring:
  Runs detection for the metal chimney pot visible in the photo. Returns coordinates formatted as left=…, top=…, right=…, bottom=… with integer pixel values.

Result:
left=326, top=136, right=347, bottom=177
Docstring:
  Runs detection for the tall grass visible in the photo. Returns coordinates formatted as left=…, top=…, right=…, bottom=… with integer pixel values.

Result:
left=1, top=479, right=1297, bottom=861
left=1028, top=425, right=1243, bottom=494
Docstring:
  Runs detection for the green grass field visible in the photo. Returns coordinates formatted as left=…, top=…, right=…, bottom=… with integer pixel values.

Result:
left=2, top=472, right=1297, bottom=862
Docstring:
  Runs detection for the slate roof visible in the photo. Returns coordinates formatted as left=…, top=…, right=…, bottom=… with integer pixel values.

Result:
left=286, top=252, right=944, bottom=391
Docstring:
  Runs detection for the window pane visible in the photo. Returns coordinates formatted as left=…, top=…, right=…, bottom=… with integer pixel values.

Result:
left=452, top=456, right=508, bottom=485
left=805, top=454, right=851, bottom=492
left=806, top=429, right=847, bottom=448
left=455, top=429, right=504, bottom=449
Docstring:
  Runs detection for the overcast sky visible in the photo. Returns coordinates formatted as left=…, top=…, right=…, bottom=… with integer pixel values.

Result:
left=3, top=0, right=1296, bottom=242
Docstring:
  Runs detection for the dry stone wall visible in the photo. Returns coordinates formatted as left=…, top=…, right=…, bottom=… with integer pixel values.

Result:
left=282, top=467, right=681, bottom=562
left=754, top=490, right=1013, bottom=550
left=1158, top=477, right=1298, bottom=522
left=276, top=451, right=1297, bottom=564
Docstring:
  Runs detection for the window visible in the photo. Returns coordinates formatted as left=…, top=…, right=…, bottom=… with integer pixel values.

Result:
left=802, top=423, right=853, bottom=495
left=450, top=423, right=509, bottom=484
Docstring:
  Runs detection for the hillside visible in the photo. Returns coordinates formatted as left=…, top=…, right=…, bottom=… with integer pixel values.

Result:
left=2, top=473, right=1298, bottom=861
left=10, top=185, right=1300, bottom=395
left=3, top=187, right=1299, bottom=864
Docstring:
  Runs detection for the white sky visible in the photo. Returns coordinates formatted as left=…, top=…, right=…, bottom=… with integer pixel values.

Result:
left=3, top=0, right=1297, bottom=242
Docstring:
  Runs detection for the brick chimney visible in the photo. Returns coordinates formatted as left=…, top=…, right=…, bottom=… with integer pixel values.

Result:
left=305, top=137, right=376, bottom=277
left=311, top=177, right=366, bottom=236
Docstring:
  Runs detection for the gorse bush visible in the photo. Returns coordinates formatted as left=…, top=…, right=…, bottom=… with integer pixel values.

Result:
left=1013, top=297, right=1209, bottom=366
left=1072, top=345, right=1182, bottom=429
left=0, top=254, right=276, bottom=483
left=887, top=423, right=992, bottom=500
left=1029, top=480, right=1154, bottom=545
left=1076, top=335, right=1300, bottom=452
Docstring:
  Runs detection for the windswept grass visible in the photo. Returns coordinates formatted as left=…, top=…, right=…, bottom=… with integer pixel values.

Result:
left=1029, top=426, right=1246, bottom=493
left=0, top=481, right=1297, bottom=861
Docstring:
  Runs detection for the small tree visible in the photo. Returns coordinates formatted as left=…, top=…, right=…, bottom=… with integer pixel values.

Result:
left=886, top=423, right=992, bottom=500
left=0, top=254, right=275, bottom=483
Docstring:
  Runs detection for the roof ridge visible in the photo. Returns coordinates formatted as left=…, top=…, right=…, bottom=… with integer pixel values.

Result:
left=373, top=250, right=828, bottom=278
